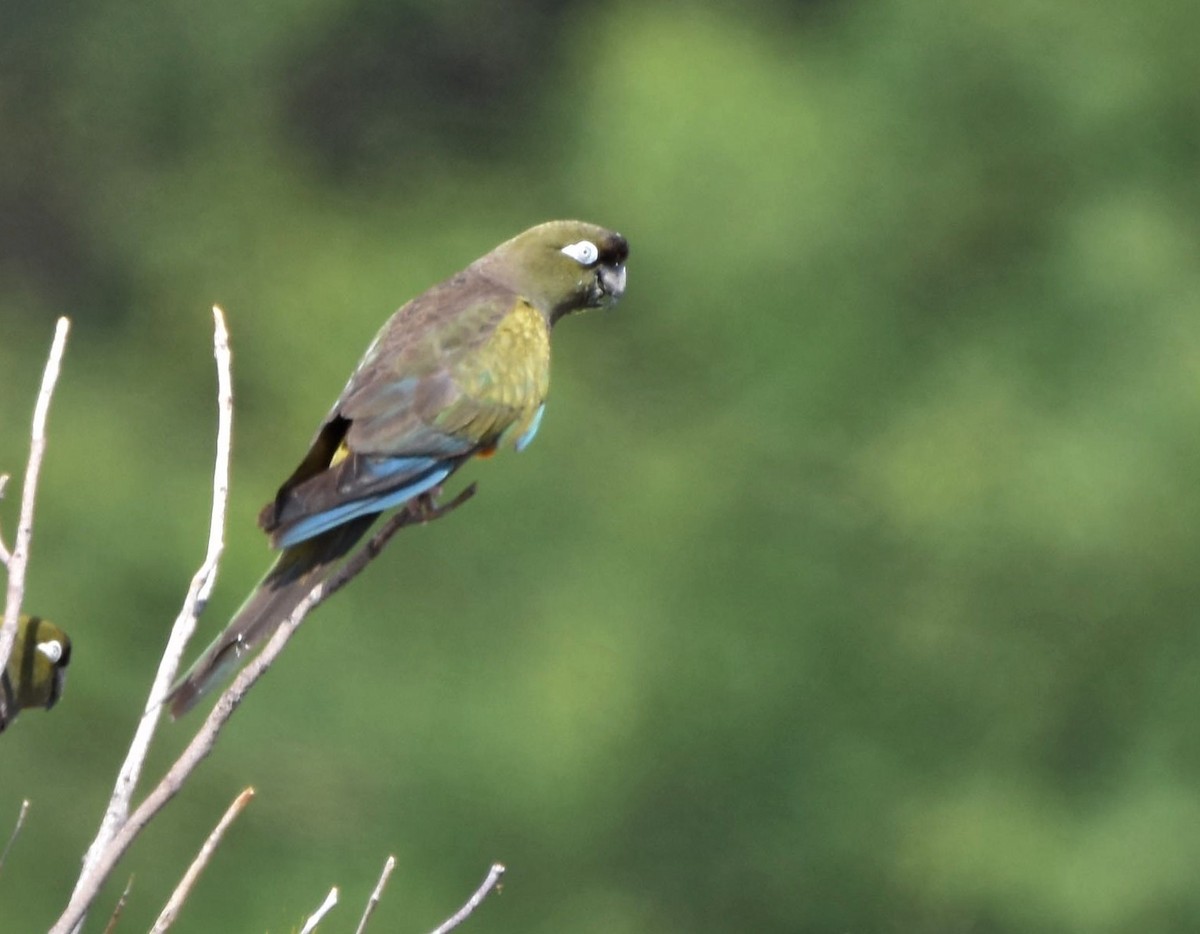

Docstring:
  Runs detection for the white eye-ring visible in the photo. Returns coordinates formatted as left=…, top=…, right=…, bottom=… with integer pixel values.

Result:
left=561, top=240, right=599, bottom=265
left=37, top=639, right=64, bottom=663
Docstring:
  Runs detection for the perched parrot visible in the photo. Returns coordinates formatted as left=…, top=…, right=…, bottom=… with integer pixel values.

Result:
left=167, top=219, right=629, bottom=716
left=0, top=614, right=71, bottom=733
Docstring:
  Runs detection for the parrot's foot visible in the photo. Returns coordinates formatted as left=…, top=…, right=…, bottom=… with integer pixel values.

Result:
left=406, top=483, right=478, bottom=524
left=321, top=483, right=479, bottom=605
left=359, top=483, right=478, bottom=562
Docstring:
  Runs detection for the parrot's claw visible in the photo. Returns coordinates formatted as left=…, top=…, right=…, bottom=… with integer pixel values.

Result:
left=407, top=483, right=478, bottom=524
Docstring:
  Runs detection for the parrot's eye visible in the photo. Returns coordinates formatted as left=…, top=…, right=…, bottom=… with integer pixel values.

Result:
left=37, top=639, right=64, bottom=663
left=560, top=240, right=599, bottom=266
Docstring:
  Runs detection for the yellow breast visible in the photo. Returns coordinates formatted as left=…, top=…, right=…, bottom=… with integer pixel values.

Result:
left=445, top=301, right=551, bottom=447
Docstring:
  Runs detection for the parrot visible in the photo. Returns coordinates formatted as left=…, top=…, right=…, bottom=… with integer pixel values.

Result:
left=167, top=219, right=628, bottom=717
left=0, top=614, right=71, bottom=733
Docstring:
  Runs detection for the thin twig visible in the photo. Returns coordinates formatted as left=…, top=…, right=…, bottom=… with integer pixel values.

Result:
left=299, top=886, right=339, bottom=934
left=100, top=876, right=134, bottom=934
left=49, top=483, right=474, bottom=934
left=150, top=786, right=255, bottom=933
left=0, top=799, right=30, bottom=876
left=64, top=307, right=233, bottom=933
left=429, top=863, right=506, bottom=934
left=0, top=317, right=70, bottom=679
left=354, top=854, right=397, bottom=934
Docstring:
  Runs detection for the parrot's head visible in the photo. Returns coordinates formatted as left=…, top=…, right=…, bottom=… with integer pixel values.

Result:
left=480, top=220, right=629, bottom=324
left=8, top=615, right=71, bottom=714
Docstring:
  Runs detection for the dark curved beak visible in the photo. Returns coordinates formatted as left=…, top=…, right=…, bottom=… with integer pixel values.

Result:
left=47, top=667, right=67, bottom=710
left=599, top=263, right=627, bottom=301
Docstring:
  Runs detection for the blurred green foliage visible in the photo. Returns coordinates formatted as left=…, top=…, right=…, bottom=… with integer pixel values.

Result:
left=3, top=0, right=1200, bottom=930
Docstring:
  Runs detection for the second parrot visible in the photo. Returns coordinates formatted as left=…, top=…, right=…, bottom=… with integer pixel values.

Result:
left=0, top=614, right=71, bottom=733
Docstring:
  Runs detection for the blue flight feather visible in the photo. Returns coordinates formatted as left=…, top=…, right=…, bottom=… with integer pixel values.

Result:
left=277, top=464, right=452, bottom=547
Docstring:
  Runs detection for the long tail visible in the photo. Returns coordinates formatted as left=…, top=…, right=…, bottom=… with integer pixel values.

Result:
left=167, top=515, right=376, bottom=718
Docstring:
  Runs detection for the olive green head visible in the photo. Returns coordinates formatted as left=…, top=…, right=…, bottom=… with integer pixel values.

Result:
left=476, top=220, right=629, bottom=323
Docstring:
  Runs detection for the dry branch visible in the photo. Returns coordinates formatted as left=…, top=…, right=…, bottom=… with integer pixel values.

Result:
left=51, top=308, right=477, bottom=934
left=354, top=854, right=397, bottom=934
left=0, top=316, right=70, bottom=677
left=0, top=799, right=30, bottom=877
left=300, top=886, right=339, bottom=934
left=430, top=863, right=506, bottom=934
left=61, top=307, right=234, bottom=934
left=151, top=786, right=255, bottom=932
left=100, top=877, right=134, bottom=934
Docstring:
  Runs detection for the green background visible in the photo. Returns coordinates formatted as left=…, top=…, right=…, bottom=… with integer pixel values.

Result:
left=3, top=1, right=1200, bottom=930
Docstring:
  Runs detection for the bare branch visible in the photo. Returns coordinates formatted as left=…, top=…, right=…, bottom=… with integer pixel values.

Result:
left=429, top=863, right=506, bottom=934
left=150, top=786, right=254, bottom=933
left=299, top=886, right=339, bottom=934
left=49, top=310, right=478, bottom=934
left=49, top=482, right=474, bottom=934
left=64, top=307, right=234, bottom=931
left=0, top=317, right=70, bottom=678
left=100, top=876, right=134, bottom=934
left=0, top=799, right=30, bottom=877
left=354, top=854, right=397, bottom=934
left=149, top=306, right=235, bottom=696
